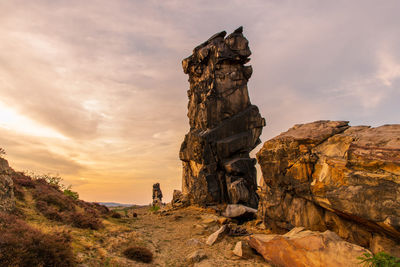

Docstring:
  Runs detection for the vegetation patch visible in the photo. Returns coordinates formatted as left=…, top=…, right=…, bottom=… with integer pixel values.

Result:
left=0, top=212, right=75, bottom=267
left=123, top=246, right=153, bottom=263
left=358, top=252, right=400, bottom=267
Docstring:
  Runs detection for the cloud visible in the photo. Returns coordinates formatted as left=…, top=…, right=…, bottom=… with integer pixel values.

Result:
left=0, top=0, right=399, bottom=204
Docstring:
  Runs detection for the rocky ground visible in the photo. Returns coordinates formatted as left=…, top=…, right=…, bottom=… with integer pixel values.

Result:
left=101, top=205, right=269, bottom=266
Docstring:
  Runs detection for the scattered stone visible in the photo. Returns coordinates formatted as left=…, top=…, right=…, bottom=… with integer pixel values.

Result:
left=248, top=227, right=371, bottom=267
left=217, top=217, right=228, bottom=225
left=228, top=226, right=249, bottom=236
left=201, top=218, right=216, bottom=225
left=152, top=183, right=163, bottom=206
left=0, top=174, right=14, bottom=212
left=222, top=204, right=257, bottom=219
left=179, top=27, right=265, bottom=208
left=186, top=250, right=207, bottom=264
left=232, top=241, right=253, bottom=258
left=171, top=189, right=185, bottom=207
left=256, top=121, right=400, bottom=252
left=206, top=225, right=229, bottom=246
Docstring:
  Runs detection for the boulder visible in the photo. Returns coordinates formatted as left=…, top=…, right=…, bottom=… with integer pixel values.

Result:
left=232, top=241, right=253, bottom=258
left=179, top=27, right=265, bottom=208
left=248, top=227, right=371, bottom=267
left=186, top=250, right=207, bottom=264
left=222, top=204, right=257, bottom=219
left=206, top=225, right=229, bottom=246
left=256, top=121, right=400, bottom=254
left=171, top=189, right=186, bottom=207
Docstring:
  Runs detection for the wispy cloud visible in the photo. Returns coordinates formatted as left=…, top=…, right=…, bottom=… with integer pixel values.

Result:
left=0, top=0, right=399, bottom=204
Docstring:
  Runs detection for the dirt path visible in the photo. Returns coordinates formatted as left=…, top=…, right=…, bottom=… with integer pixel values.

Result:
left=124, top=206, right=270, bottom=266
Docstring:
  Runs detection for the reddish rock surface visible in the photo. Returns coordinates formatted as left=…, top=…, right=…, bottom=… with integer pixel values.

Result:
left=248, top=227, right=371, bottom=267
left=256, top=121, right=400, bottom=256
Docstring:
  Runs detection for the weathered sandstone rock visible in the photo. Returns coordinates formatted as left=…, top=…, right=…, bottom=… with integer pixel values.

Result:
left=152, top=183, right=163, bottom=206
left=222, top=204, right=257, bottom=219
left=232, top=241, right=253, bottom=258
left=0, top=158, right=14, bottom=212
left=206, top=225, right=229, bottom=246
left=256, top=121, right=400, bottom=255
left=171, top=189, right=186, bottom=207
left=248, top=227, right=371, bottom=267
left=180, top=27, right=265, bottom=208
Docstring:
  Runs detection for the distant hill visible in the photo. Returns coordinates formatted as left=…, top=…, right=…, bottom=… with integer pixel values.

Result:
left=97, top=202, right=135, bottom=207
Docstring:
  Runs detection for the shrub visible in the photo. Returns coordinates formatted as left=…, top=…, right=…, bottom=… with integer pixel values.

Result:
left=149, top=204, right=160, bottom=212
left=71, top=212, right=103, bottom=230
left=63, top=186, right=79, bottom=200
left=11, top=172, right=35, bottom=188
left=28, top=172, right=64, bottom=190
left=358, top=252, right=400, bottom=267
left=111, top=211, right=122, bottom=218
left=123, top=246, right=153, bottom=263
left=91, top=202, right=110, bottom=216
left=0, top=212, right=74, bottom=267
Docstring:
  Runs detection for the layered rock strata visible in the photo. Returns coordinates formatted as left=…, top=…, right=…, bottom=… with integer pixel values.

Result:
left=180, top=27, right=265, bottom=208
left=256, top=120, right=400, bottom=255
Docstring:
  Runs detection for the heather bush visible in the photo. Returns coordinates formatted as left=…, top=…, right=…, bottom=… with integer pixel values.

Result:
left=0, top=212, right=74, bottom=267
left=71, top=211, right=103, bottom=230
left=123, top=246, right=153, bottom=263
left=111, top=211, right=122, bottom=218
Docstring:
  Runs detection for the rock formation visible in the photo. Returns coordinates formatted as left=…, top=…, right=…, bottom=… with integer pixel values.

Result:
left=179, top=27, right=265, bottom=208
left=248, top=227, right=371, bottom=267
left=256, top=120, right=400, bottom=256
left=152, top=183, right=163, bottom=206
left=0, top=157, right=15, bottom=212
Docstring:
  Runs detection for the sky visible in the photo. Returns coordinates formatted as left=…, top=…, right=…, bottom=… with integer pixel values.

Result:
left=0, top=0, right=399, bottom=205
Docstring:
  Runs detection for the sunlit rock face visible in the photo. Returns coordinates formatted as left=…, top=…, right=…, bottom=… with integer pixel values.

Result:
left=179, top=27, right=265, bottom=208
left=256, top=120, right=400, bottom=256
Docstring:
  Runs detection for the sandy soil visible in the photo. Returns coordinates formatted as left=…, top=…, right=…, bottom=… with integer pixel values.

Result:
left=100, top=205, right=271, bottom=267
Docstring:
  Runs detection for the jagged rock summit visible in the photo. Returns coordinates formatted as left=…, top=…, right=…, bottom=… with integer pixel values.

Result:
left=179, top=27, right=265, bottom=208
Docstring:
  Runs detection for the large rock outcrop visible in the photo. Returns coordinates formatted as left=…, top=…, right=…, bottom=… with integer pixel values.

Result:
left=179, top=27, right=265, bottom=208
left=256, top=120, right=400, bottom=255
left=0, top=158, right=15, bottom=212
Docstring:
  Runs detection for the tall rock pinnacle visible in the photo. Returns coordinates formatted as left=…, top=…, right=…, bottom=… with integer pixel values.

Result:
left=179, top=27, right=265, bottom=208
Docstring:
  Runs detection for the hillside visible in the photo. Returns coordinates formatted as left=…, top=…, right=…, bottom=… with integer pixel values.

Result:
left=0, top=156, right=270, bottom=266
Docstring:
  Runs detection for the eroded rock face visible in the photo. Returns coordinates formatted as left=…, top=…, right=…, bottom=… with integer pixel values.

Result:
left=248, top=227, right=371, bottom=267
left=180, top=27, right=265, bottom=208
left=256, top=120, right=400, bottom=255
left=0, top=158, right=15, bottom=212
left=152, top=183, right=163, bottom=206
